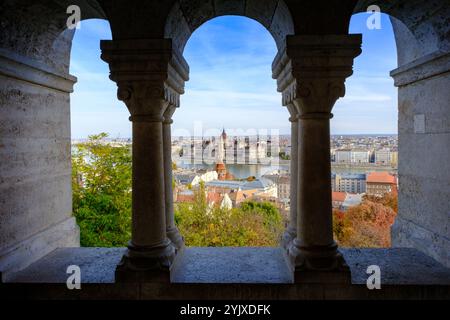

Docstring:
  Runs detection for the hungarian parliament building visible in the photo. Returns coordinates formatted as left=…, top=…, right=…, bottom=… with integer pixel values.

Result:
left=174, top=129, right=281, bottom=165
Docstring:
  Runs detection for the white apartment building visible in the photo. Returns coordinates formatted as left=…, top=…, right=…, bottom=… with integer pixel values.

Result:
left=333, top=173, right=366, bottom=193
left=351, top=150, right=370, bottom=163
left=375, top=149, right=391, bottom=165
left=335, top=149, right=352, bottom=163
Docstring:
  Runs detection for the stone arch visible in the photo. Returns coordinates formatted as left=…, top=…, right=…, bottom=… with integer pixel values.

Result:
left=353, top=0, right=450, bottom=66
left=164, top=0, right=295, bottom=53
left=0, top=0, right=108, bottom=74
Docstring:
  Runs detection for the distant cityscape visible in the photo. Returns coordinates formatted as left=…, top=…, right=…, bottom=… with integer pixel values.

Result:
left=73, top=133, right=398, bottom=167
left=73, top=132, right=398, bottom=219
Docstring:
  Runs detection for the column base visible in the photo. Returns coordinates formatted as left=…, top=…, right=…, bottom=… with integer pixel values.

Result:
left=280, top=226, right=296, bottom=249
left=115, top=240, right=175, bottom=283
left=287, top=240, right=351, bottom=284
left=167, top=226, right=185, bottom=251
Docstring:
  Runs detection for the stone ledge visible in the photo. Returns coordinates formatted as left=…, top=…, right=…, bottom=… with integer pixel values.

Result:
left=171, top=247, right=293, bottom=283
left=0, top=217, right=80, bottom=282
left=5, top=246, right=450, bottom=285
left=2, top=246, right=450, bottom=299
left=0, top=49, right=77, bottom=93
left=390, top=51, right=450, bottom=87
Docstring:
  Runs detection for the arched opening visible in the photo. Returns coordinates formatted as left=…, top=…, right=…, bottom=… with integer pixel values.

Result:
left=70, top=19, right=130, bottom=139
left=332, top=2, right=450, bottom=270
left=171, top=16, right=288, bottom=247
left=68, top=19, right=134, bottom=248
left=330, top=12, right=399, bottom=248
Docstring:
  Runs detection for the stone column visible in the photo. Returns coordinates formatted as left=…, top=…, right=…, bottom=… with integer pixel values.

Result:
left=163, top=104, right=184, bottom=250
left=273, top=35, right=361, bottom=283
left=280, top=103, right=299, bottom=249
left=101, top=39, right=189, bottom=282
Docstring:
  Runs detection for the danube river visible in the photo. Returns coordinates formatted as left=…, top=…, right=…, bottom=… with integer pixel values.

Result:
left=176, top=161, right=397, bottom=180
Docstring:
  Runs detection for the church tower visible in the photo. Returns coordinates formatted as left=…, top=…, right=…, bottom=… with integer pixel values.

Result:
left=215, top=128, right=227, bottom=180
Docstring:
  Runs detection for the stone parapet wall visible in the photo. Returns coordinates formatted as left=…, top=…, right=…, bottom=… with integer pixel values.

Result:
left=0, top=51, right=79, bottom=279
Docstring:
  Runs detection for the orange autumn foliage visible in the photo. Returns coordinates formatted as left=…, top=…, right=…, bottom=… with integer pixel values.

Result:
left=333, top=193, right=397, bottom=248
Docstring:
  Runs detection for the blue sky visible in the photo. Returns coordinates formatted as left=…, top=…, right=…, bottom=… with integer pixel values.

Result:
left=70, top=13, right=397, bottom=138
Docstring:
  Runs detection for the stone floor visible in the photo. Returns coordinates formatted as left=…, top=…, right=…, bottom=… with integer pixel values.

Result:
left=6, top=247, right=450, bottom=285
left=171, top=247, right=293, bottom=283
left=342, top=248, right=450, bottom=285
left=6, top=247, right=126, bottom=283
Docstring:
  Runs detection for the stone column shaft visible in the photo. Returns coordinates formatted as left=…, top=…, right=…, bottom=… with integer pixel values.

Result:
left=131, top=118, right=167, bottom=248
left=281, top=107, right=299, bottom=248
left=297, top=113, right=333, bottom=247
left=163, top=105, right=184, bottom=250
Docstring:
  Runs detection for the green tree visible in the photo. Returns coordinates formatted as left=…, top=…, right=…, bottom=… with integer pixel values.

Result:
left=175, top=185, right=283, bottom=247
left=72, top=133, right=132, bottom=246
left=72, top=134, right=284, bottom=247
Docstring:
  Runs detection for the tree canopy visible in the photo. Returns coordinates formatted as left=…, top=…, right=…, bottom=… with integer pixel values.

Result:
left=72, top=134, right=284, bottom=247
left=333, top=193, right=398, bottom=247
left=72, top=133, right=132, bottom=246
left=72, top=133, right=397, bottom=249
left=175, top=182, right=284, bottom=247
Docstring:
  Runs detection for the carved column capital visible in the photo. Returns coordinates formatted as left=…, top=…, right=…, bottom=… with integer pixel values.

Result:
left=287, top=103, right=300, bottom=122
left=272, top=34, right=362, bottom=115
left=101, top=39, right=189, bottom=121
left=163, top=104, right=177, bottom=124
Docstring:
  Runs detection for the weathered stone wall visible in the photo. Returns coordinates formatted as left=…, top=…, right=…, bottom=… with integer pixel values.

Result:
left=0, top=0, right=105, bottom=280
left=0, top=54, right=80, bottom=280
left=391, top=52, right=450, bottom=268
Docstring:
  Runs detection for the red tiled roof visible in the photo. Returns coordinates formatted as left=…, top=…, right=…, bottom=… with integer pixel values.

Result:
left=332, top=191, right=346, bottom=202
left=228, top=189, right=258, bottom=204
left=367, top=172, right=397, bottom=184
